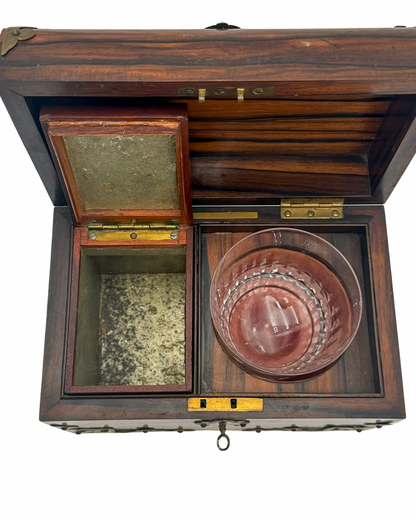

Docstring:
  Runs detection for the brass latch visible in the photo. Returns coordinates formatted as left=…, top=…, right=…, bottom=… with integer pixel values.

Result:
left=88, top=221, right=179, bottom=241
left=281, top=199, right=344, bottom=220
left=188, top=397, right=263, bottom=412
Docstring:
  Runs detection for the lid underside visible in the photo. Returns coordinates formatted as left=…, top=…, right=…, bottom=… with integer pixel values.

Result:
left=2, top=28, right=416, bottom=206
left=39, top=106, right=191, bottom=224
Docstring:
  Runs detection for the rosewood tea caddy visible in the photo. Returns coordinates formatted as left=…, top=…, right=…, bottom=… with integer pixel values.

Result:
left=1, top=24, right=414, bottom=449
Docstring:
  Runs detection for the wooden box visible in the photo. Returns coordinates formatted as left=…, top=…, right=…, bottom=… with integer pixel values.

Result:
left=1, top=25, right=414, bottom=446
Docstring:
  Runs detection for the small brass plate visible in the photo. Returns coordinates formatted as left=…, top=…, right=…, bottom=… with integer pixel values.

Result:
left=193, top=212, right=258, bottom=220
left=188, top=398, right=263, bottom=412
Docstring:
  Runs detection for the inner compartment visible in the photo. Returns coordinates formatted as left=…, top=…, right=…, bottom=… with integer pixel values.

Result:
left=73, top=247, right=187, bottom=389
left=199, top=224, right=380, bottom=396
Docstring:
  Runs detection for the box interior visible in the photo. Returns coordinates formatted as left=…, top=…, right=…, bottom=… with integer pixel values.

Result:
left=73, top=247, right=187, bottom=388
left=30, top=95, right=405, bottom=395
left=199, top=224, right=381, bottom=396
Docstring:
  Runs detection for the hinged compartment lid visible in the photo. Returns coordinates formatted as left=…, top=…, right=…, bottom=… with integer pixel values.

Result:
left=40, top=105, right=192, bottom=225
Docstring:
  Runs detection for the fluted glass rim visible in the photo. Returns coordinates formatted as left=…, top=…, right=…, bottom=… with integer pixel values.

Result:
left=210, top=228, right=363, bottom=381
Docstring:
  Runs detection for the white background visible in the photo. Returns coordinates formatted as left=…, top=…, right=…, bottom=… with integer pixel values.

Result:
left=1, top=2, right=415, bottom=519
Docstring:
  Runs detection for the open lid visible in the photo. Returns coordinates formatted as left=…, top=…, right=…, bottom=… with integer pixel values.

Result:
left=1, top=28, right=416, bottom=206
left=40, top=105, right=192, bottom=225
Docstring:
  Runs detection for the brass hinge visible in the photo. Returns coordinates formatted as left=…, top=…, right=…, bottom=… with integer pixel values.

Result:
left=87, top=221, right=179, bottom=242
left=281, top=199, right=344, bottom=220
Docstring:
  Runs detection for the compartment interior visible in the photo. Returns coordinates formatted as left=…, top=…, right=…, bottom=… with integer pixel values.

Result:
left=199, top=224, right=381, bottom=396
left=73, top=247, right=187, bottom=388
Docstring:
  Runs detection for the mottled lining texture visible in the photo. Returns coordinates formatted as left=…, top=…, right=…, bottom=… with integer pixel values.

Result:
left=63, top=134, right=179, bottom=211
left=98, top=273, right=186, bottom=386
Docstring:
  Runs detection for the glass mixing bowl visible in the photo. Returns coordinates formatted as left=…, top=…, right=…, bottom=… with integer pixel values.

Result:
left=210, top=228, right=362, bottom=382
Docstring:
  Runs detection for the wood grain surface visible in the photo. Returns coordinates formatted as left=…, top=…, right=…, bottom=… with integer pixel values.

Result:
left=1, top=28, right=416, bottom=96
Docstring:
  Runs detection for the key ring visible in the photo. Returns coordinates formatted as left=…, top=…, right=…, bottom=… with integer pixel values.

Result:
left=217, top=421, right=230, bottom=451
